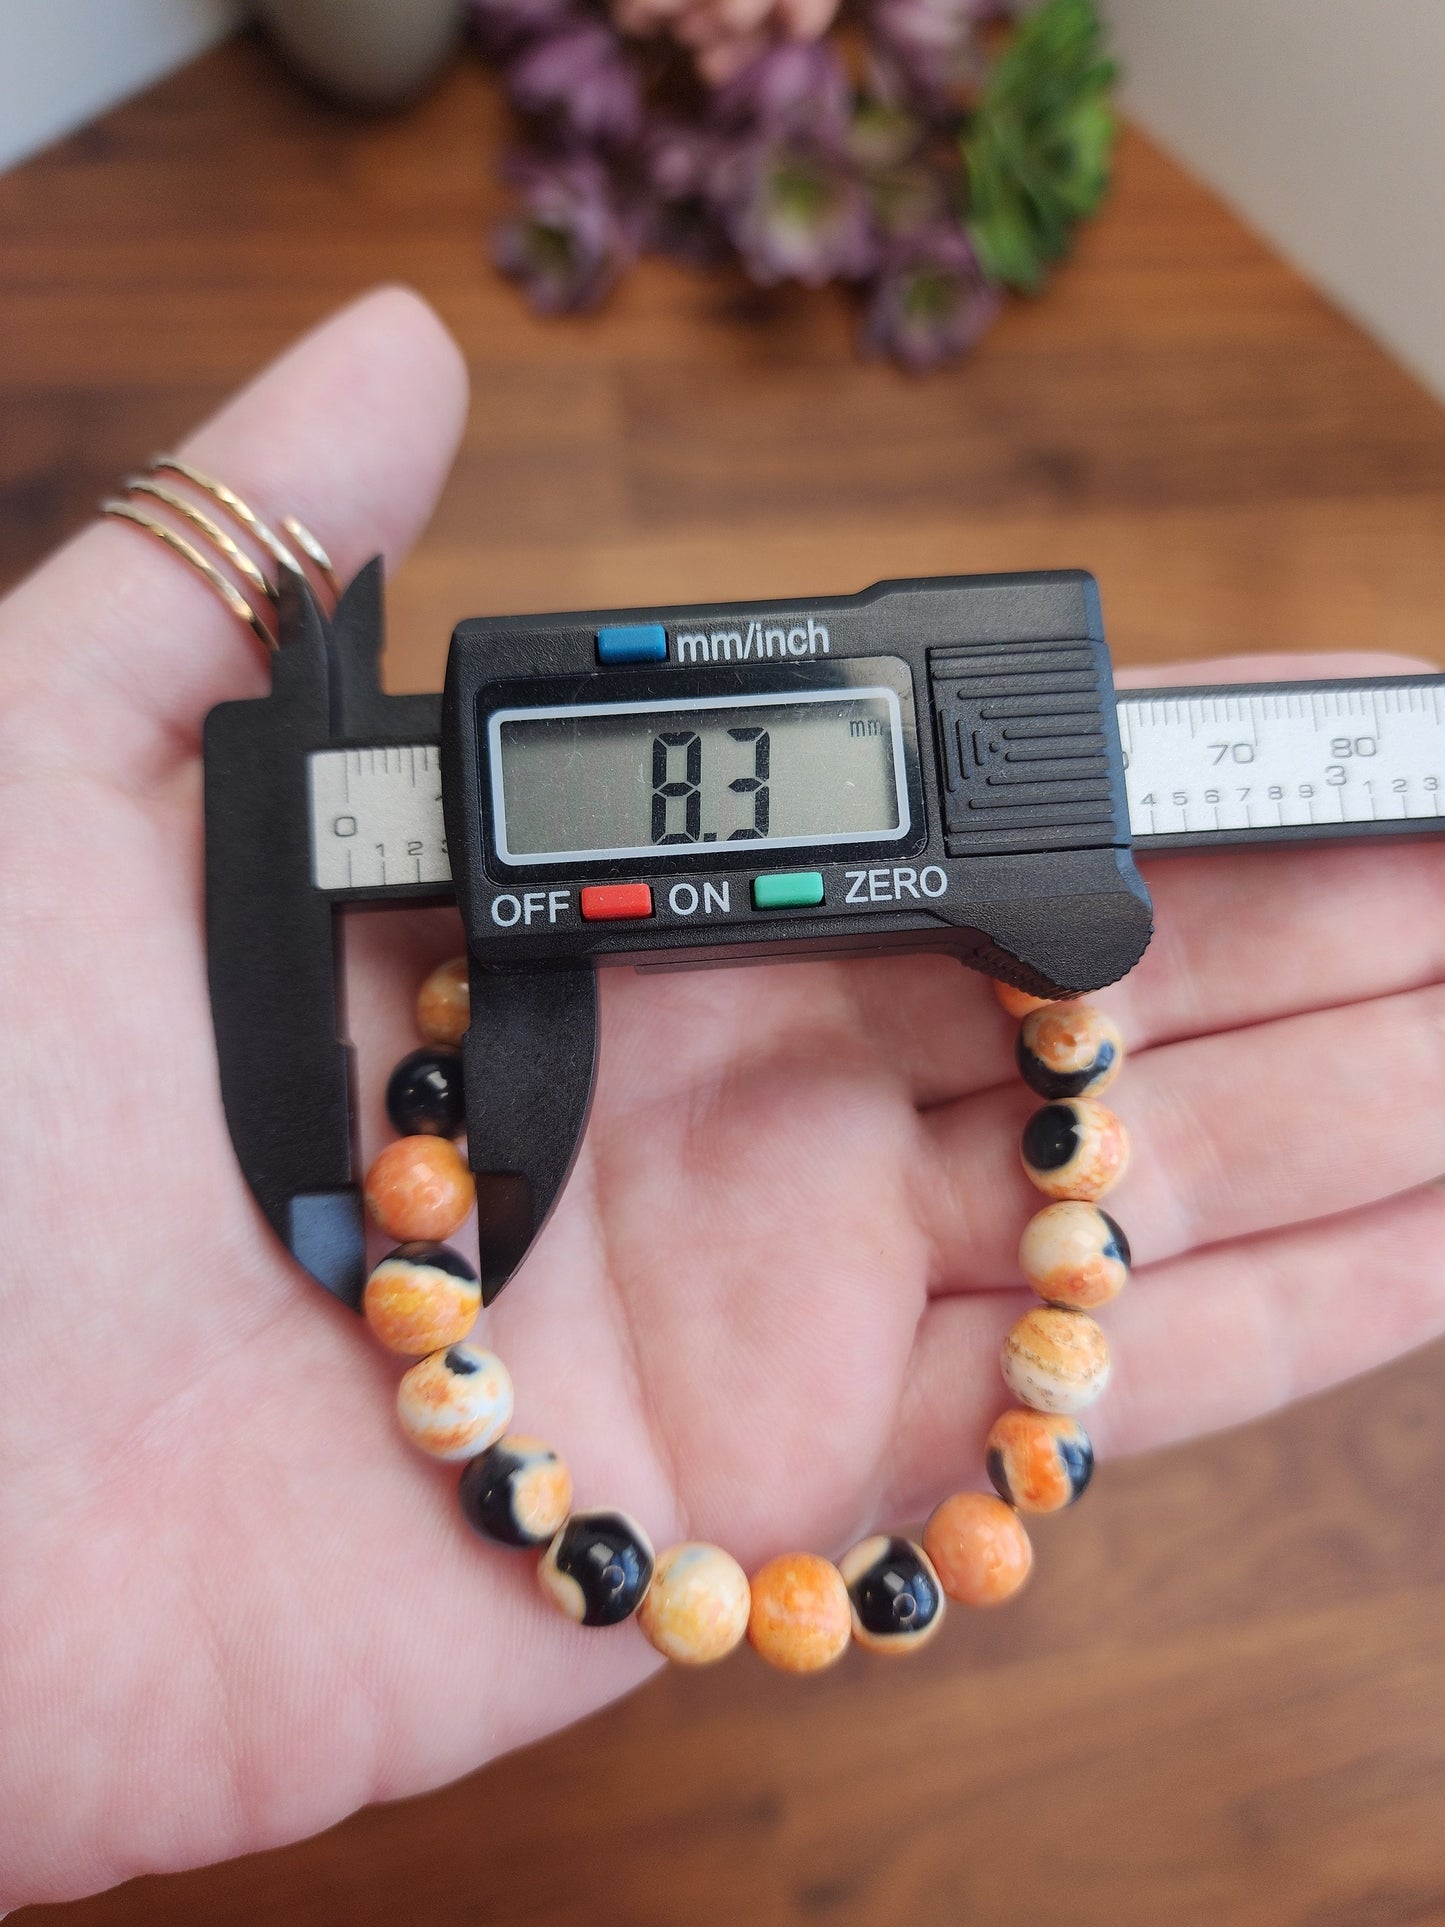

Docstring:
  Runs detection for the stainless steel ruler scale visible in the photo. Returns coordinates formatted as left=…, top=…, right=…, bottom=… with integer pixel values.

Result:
left=1116, top=677, right=1445, bottom=849
left=309, top=743, right=449, bottom=892
left=308, top=676, right=1445, bottom=891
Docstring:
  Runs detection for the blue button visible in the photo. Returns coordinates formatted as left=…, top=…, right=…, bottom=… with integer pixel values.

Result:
left=597, top=623, right=667, bottom=664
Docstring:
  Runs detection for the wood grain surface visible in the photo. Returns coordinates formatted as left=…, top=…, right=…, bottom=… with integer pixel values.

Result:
left=4, top=34, right=1445, bottom=1927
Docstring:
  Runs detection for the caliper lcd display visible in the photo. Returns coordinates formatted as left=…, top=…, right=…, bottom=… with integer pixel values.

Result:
left=490, top=687, right=908, bottom=863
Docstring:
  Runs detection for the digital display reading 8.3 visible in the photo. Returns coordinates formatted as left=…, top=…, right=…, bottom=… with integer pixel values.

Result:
left=490, top=688, right=908, bottom=864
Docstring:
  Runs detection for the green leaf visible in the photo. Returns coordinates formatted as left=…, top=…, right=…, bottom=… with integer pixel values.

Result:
left=962, top=0, right=1118, bottom=293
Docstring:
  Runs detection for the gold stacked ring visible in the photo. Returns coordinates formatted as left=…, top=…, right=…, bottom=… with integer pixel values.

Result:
left=101, top=457, right=340, bottom=652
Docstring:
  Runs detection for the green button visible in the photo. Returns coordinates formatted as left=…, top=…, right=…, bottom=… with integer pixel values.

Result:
left=752, top=870, right=825, bottom=911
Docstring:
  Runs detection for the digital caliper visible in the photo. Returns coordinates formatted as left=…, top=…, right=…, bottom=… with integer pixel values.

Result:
left=204, top=563, right=1445, bottom=1312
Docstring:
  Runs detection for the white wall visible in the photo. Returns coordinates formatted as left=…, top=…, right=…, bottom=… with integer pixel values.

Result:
left=0, top=0, right=240, bottom=172
left=1105, top=0, right=1445, bottom=402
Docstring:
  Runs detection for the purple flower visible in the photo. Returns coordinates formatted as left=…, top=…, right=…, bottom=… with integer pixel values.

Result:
left=847, top=97, right=924, bottom=171
left=507, top=21, right=644, bottom=147
left=492, top=155, right=636, bottom=313
left=866, top=159, right=947, bottom=243
left=711, top=43, right=852, bottom=151
left=469, top=0, right=576, bottom=59
left=640, top=122, right=731, bottom=265
left=860, top=224, right=1000, bottom=368
left=867, top=0, right=990, bottom=104
left=715, top=141, right=878, bottom=286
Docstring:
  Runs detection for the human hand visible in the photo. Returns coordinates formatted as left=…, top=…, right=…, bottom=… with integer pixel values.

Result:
left=2, top=288, right=1442, bottom=1908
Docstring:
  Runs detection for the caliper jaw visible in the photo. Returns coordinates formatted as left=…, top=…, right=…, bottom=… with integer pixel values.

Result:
left=204, top=562, right=444, bottom=1310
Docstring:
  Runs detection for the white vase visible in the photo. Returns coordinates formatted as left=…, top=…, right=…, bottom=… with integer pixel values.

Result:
left=255, top=0, right=468, bottom=109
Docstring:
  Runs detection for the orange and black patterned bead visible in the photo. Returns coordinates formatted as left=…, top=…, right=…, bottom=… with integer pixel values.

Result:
left=459, top=1435, right=573, bottom=1548
left=1017, top=1002, right=1123, bottom=1100
left=540, top=1510, right=655, bottom=1627
left=1019, top=1200, right=1131, bottom=1310
left=363, top=1241, right=480, bottom=1356
left=1021, top=1097, right=1130, bottom=1202
left=396, top=1343, right=512, bottom=1461
left=838, top=1536, right=945, bottom=1654
left=985, top=1409, right=1094, bottom=1513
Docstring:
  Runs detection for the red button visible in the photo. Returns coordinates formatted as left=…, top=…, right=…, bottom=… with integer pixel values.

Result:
left=580, top=883, right=654, bottom=921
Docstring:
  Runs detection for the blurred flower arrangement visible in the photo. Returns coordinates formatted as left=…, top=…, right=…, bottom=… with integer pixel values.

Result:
left=474, top=0, right=1117, bottom=369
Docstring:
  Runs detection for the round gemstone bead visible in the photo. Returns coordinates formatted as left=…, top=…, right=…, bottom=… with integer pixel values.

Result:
left=986, top=1408, right=1094, bottom=1513
left=458, top=1435, right=572, bottom=1548
left=638, top=1543, right=752, bottom=1666
left=385, top=1046, right=465, bottom=1139
left=1017, top=1002, right=1123, bottom=1101
left=396, top=1344, right=512, bottom=1461
left=417, top=955, right=470, bottom=1049
left=363, top=1242, right=480, bottom=1356
left=922, top=1492, right=1033, bottom=1607
left=993, top=981, right=1073, bottom=1020
left=746, top=1552, right=852, bottom=1674
left=1002, top=1306, right=1111, bottom=1415
left=364, top=1135, right=475, bottom=1241
left=540, top=1510, right=654, bottom=1627
left=1020, top=1098, right=1130, bottom=1202
left=1019, top=1200, right=1131, bottom=1310
left=838, top=1535, right=945, bottom=1654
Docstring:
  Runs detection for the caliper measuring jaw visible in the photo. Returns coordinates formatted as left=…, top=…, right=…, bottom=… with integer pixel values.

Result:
left=204, top=564, right=449, bottom=1310
left=205, top=562, right=1152, bottom=1313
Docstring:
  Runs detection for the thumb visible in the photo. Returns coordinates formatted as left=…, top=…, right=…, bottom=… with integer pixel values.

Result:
left=0, top=286, right=469, bottom=781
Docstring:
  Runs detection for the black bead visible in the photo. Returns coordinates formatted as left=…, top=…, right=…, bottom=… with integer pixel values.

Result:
left=459, top=1439, right=562, bottom=1549
left=386, top=1047, right=465, bottom=1138
left=1021, top=1103, right=1081, bottom=1172
left=845, top=1537, right=943, bottom=1646
left=546, top=1511, right=654, bottom=1626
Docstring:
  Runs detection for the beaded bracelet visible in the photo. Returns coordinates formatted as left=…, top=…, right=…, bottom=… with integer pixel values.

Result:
left=358, top=961, right=1130, bottom=1672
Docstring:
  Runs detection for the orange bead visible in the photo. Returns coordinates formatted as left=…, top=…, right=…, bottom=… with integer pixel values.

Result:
left=1001, top=1305, right=1111, bottom=1415
left=993, top=981, right=1076, bottom=1020
left=639, top=1544, right=752, bottom=1666
left=365, top=1135, right=475, bottom=1242
left=417, top=956, right=470, bottom=1049
left=923, top=1492, right=1033, bottom=1607
left=747, top=1553, right=851, bottom=1675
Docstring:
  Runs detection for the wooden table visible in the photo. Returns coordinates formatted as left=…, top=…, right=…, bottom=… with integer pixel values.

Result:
left=5, top=34, right=1445, bottom=1927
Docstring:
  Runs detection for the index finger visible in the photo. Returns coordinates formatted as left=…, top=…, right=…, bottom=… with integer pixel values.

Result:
left=0, top=287, right=469, bottom=785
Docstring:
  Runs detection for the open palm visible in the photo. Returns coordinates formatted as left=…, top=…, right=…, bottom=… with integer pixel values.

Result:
left=2, top=291, right=1443, bottom=1910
